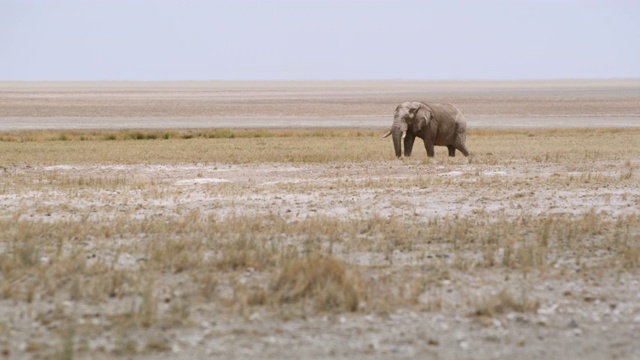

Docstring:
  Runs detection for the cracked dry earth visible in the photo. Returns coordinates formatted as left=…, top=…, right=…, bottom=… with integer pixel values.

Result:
left=1, top=158, right=640, bottom=360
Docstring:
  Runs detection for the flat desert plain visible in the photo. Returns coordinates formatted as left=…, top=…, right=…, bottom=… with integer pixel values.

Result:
left=1, top=80, right=640, bottom=359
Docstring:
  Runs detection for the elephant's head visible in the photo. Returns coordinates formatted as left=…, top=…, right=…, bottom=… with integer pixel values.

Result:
left=382, top=101, right=425, bottom=157
left=409, top=103, right=432, bottom=133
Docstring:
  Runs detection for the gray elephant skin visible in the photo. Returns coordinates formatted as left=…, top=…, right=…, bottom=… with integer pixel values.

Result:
left=383, top=101, right=470, bottom=158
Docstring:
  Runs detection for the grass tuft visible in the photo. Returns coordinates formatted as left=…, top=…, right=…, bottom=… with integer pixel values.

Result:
left=470, top=289, right=540, bottom=318
left=270, top=254, right=361, bottom=312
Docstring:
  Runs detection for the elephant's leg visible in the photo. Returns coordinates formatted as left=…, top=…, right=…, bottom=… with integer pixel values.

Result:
left=455, top=132, right=469, bottom=157
left=404, top=133, right=416, bottom=157
left=447, top=145, right=456, bottom=157
left=457, top=144, right=469, bottom=157
left=424, top=141, right=435, bottom=157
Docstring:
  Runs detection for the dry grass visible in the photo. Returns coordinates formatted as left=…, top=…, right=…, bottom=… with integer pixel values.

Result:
left=470, top=289, right=540, bottom=318
left=1, top=128, right=639, bottom=165
left=1, top=127, right=639, bottom=357
left=270, top=254, right=361, bottom=312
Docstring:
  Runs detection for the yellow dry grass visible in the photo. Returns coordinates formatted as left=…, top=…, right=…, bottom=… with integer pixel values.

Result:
left=1, top=128, right=639, bottom=358
left=1, top=127, right=639, bottom=165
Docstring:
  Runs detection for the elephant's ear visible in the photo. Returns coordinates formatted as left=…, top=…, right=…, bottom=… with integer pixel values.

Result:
left=413, top=104, right=431, bottom=133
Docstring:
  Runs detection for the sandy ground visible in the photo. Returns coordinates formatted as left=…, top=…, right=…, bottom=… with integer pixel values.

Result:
left=3, top=115, right=640, bottom=131
left=1, top=80, right=639, bottom=130
left=1, top=81, right=640, bottom=359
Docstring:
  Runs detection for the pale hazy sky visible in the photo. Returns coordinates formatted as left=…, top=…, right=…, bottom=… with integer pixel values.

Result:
left=1, top=0, right=639, bottom=81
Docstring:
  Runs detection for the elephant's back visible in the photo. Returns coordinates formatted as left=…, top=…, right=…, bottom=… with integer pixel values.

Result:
left=428, top=103, right=465, bottom=123
left=428, top=103, right=462, bottom=116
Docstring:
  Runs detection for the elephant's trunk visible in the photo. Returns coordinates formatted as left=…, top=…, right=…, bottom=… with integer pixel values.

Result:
left=389, top=105, right=409, bottom=158
left=392, top=129, right=403, bottom=158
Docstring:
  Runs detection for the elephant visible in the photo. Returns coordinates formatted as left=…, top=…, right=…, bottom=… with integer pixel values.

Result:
left=383, top=101, right=469, bottom=158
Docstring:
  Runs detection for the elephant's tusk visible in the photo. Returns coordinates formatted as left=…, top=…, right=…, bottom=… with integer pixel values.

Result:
left=401, top=131, right=406, bottom=140
left=382, top=130, right=392, bottom=138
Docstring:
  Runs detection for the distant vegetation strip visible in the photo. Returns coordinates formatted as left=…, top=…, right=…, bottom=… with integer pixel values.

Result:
left=0, top=129, right=379, bottom=142
left=0, top=127, right=635, bottom=142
